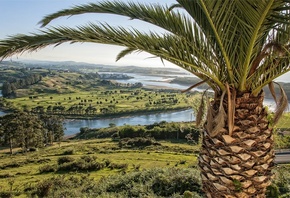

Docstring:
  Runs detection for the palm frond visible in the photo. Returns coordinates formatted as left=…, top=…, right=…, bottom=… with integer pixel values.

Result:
left=181, top=79, right=208, bottom=93
left=0, top=23, right=225, bottom=91
left=195, top=91, right=207, bottom=127
left=272, top=82, right=289, bottom=125
left=1, top=0, right=290, bottom=98
left=225, top=84, right=236, bottom=136
left=168, top=3, right=182, bottom=12
left=116, top=47, right=137, bottom=62
left=268, top=81, right=278, bottom=103
left=177, top=0, right=234, bottom=84
left=39, top=1, right=196, bottom=44
left=210, top=90, right=227, bottom=137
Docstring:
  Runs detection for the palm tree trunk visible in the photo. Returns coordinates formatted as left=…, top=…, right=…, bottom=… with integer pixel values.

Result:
left=199, top=91, right=274, bottom=198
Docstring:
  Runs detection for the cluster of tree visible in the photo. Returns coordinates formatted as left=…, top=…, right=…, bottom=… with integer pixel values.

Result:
left=118, top=122, right=199, bottom=142
left=79, top=72, right=101, bottom=80
left=2, top=74, right=42, bottom=97
left=76, top=121, right=200, bottom=143
left=0, top=111, right=64, bottom=154
left=0, top=66, right=46, bottom=83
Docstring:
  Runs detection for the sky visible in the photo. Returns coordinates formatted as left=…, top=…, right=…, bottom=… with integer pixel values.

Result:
left=0, top=0, right=177, bottom=68
left=1, top=0, right=290, bottom=82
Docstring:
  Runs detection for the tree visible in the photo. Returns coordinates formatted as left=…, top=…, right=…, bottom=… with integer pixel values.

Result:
left=1, top=1, right=290, bottom=197
left=40, top=114, right=65, bottom=145
left=0, top=111, right=44, bottom=154
left=0, top=114, right=19, bottom=154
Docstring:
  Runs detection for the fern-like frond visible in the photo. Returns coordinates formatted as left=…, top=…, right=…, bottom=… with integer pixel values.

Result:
left=272, top=82, right=289, bottom=124
left=0, top=23, right=224, bottom=91
left=116, top=48, right=137, bottom=62
left=1, top=0, right=290, bottom=96
left=39, top=1, right=195, bottom=44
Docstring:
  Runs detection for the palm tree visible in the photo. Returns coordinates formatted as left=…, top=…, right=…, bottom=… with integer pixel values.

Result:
left=1, top=0, right=290, bottom=197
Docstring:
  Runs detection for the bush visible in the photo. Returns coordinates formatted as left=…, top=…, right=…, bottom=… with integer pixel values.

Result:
left=108, top=163, right=128, bottom=170
left=35, top=179, right=53, bottom=197
left=62, top=149, right=74, bottom=155
left=1, top=161, right=22, bottom=169
left=57, top=156, right=75, bottom=165
left=32, top=175, right=96, bottom=198
left=0, top=192, right=13, bottom=198
left=119, top=137, right=160, bottom=148
left=152, top=168, right=202, bottom=197
left=80, top=155, right=97, bottom=162
left=26, top=168, right=203, bottom=197
left=57, top=158, right=104, bottom=172
left=39, top=164, right=56, bottom=174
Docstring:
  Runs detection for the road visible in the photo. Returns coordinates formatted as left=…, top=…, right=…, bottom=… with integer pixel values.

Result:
left=275, top=151, right=290, bottom=164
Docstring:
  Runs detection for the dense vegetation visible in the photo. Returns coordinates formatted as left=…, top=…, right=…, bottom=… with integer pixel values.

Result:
left=0, top=111, right=64, bottom=154
left=2, top=74, right=43, bottom=97
left=0, top=136, right=289, bottom=198
left=77, top=121, right=200, bottom=144
left=0, top=138, right=202, bottom=197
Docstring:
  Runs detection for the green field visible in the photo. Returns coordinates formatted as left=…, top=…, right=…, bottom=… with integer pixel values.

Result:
left=0, top=138, right=200, bottom=197
left=1, top=72, right=198, bottom=118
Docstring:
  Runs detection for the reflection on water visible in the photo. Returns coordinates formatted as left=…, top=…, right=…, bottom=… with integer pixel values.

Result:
left=64, top=109, right=195, bottom=135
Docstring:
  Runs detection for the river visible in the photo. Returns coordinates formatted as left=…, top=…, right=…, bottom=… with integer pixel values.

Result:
left=64, top=73, right=289, bottom=135
left=0, top=73, right=288, bottom=135
left=64, top=109, right=195, bottom=135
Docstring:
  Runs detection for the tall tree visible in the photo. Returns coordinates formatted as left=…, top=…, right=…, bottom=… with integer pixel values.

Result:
left=0, top=111, right=44, bottom=154
left=40, top=114, right=64, bottom=145
left=0, top=114, right=19, bottom=154
left=1, top=1, right=290, bottom=197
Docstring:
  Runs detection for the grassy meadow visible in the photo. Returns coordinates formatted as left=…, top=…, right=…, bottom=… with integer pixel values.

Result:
left=2, top=72, right=198, bottom=117
left=0, top=138, right=201, bottom=197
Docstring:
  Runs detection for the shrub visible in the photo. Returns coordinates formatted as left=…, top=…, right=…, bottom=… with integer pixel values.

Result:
left=39, top=165, right=56, bottom=174
left=57, top=158, right=104, bottom=172
left=179, top=160, right=186, bottom=165
left=35, top=179, right=53, bottom=197
left=80, top=155, right=97, bottom=163
left=62, top=149, right=74, bottom=155
left=26, top=168, right=203, bottom=197
left=119, top=137, right=160, bottom=148
left=1, top=161, right=22, bottom=169
left=57, top=156, right=75, bottom=165
left=28, top=147, right=38, bottom=152
left=151, top=168, right=202, bottom=197
left=0, top=192, right=13, bottom=198
left=108, top=163, right=128, bottom=170
left=266, top=183, right=279, bottom=198
left=32, top=175, right=96, bottom=197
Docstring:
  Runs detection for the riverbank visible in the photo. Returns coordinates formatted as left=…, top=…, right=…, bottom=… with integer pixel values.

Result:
left=64, top=109, right=195, bottom=135
left=62, top=107, right=191, bottom=120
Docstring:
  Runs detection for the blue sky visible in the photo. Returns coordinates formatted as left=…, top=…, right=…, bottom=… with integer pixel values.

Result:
left=0, top=0, right=177, bottom=67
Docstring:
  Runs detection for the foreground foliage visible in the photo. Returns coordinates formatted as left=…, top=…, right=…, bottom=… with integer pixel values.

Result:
left=0, top=138, right=200, bottom=197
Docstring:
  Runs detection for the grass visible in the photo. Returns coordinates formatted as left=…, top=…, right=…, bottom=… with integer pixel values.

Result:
left=8, top=88, right=196, bottom=117
left=1, top=71, right=199, bottom=117
left=0, top=138, right=199, bottom=197
left=277, top=112, right=290, bottom=129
